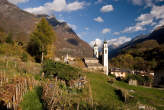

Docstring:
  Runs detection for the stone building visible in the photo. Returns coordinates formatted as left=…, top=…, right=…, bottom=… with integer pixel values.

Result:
left=84, top=41, right=109, bottom=75
left=83, top=58, right=104, bottom=71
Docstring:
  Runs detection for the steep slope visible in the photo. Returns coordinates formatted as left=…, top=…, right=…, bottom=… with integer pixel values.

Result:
left=46, top=16, right=93, bottom=57
left=110, top=25, right=164, bottom=58
left=110, top=26, right=164, bottom=72
left=0, top=0, right=93, bottom=57
left=0, top=0, right=38, bottom=42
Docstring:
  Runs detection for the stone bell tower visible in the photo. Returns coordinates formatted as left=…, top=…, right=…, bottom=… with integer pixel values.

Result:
left=102, top=40, right=108, bottom=75
left=93, top=43, right=99, bottom=58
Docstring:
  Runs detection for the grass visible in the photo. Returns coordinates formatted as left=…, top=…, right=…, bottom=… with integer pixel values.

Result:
left=0, top=55, right=41, bottom=76
left=21, top=86, right=43, bottom=110
left=114, top=81, right=164, bottom=110
left=86, top=72, right=123, bottom=110
left=86, top=72, right=164, bottom=110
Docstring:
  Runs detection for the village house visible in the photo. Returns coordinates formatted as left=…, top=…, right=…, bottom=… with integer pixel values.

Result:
left=110, top=68, right=130, bottom=78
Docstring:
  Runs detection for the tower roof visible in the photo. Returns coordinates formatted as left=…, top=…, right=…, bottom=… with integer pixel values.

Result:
left=94, top=42, right=98, bottom=47
left=104, top=40, right=107, bottom=44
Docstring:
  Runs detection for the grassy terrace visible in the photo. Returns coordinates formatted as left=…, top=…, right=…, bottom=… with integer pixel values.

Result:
left=114, top=80, right=164, bottom=110
left=86, top=72, right=123, bottom=110
left=86, top=72, right=164, bottom=110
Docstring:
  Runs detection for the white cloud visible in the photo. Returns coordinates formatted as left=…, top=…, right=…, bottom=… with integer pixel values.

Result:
left=8, top=0, right=29, bottom=4
left=154, top=19, right=164, bottom=29
left=122, top=24, right=146, bottom=33
left=95, top=0, right=103, bottom=4
left=89, top=36, right=132, bottom=48
left=122, top=5, right=164, bottom=33
left=101, top=5, right=114, bottom=13
left=68, top=23, right=77, bottom=30
left=107, top=36, right=131, bottom=47
left=85, top=27, right=89, bottom=30
left=90, top=38, right=103, bottom=48
left=131, top=0, right=164, bottom=7
left=131, top=0, right=143, bottom=6
left=113, top=32, right=120, bottom=35
left=77, top=33, right=82, bottom=38
left=66, top=1, right=86, bottom=11
left=102, top=28, right=111, bottom=34
left=94, top=16, right=104, bottom=23
left=24, top=0, right=87, bottom=14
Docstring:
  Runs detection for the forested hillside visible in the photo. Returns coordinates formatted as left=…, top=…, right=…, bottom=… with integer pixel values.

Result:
left=110, top=26, right=164, bottom=72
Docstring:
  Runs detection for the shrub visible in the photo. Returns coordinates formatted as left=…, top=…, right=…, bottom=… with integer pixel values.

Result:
left=43, top=59, right=82, bottom=82
left=125, top=74, right=152, bottom=85
left=21, top=52, right=28, bottom=62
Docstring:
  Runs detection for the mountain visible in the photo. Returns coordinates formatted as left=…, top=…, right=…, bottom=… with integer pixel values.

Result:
left=110, top=25, right=164, bottom=72
left=0, top=0, right=93, bottom=57
left=45, top=16, right=93, bottom=57
left=110, top=25, right=164, bottom=58
left=0, top=0, right=38, bottom=42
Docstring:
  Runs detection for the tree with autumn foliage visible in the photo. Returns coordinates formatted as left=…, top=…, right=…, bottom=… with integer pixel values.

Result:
left=27, top=18, right=56, bottom=63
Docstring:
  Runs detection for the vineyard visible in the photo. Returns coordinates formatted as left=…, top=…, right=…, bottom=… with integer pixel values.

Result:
left=0, top=72, right=39, bottom=110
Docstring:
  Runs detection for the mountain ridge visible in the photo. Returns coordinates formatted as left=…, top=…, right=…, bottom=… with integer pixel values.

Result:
left=109, top=25, right=164, bottom=58
left=0, top=0, right=93, bottom=57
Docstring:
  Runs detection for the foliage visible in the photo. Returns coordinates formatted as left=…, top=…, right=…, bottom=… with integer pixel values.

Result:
left=27, top=18, right=56, bottom=63
left=21, top=86, right=43, bottom=110
left=43, top=59, right=82, bottom=82
left=21, top=52, right=28, bottom=62
left=110, top=54, right=134, bottom=69
left=110, top=40, right=163, bottom=72
left=125, top=74, right=152, bottom=85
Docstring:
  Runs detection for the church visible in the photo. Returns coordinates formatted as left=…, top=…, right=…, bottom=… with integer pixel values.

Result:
left=84, top=40, right=109, bottom=75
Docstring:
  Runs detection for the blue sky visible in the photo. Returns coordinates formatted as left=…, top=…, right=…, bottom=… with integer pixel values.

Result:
left=8, top=0, right=164, bottom=48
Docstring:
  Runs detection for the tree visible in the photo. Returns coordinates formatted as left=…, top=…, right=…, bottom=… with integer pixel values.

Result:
left=27, top=18, right=56, bottom=63
left=134, top=57, right=146, bottom=71
left=6, top=33, right=14, bottom=44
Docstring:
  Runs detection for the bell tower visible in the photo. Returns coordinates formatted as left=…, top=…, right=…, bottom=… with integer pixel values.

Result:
left=102, top=40, right=108, bottom=75
left=93, top=43, right=99, bottom=58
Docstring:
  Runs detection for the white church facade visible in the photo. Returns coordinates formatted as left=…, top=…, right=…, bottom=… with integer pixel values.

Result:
left=84, top=40, right=109, bottom=75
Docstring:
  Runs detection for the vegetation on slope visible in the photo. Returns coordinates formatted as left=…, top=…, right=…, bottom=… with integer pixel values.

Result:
left=27, top=18, right=56, bottom=63
left=110, top=40, right=164, bottom=72
left=86, top=72, right=123, bottom=110
left=43, top=59, right=83, bottom=82
left=21, top=87, right=43, bottom=110
left=86, top=72, right=164, bottom=110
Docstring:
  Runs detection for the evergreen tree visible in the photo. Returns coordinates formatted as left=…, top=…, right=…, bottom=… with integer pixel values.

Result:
left=28, top=18, right=56, bottom=63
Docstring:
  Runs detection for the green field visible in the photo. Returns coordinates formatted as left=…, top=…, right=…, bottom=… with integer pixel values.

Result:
left=86, top=72, right=164, bottom=110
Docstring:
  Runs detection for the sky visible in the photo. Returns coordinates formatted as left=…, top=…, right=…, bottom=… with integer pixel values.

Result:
left=8, top=0, right=164, bottom=48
